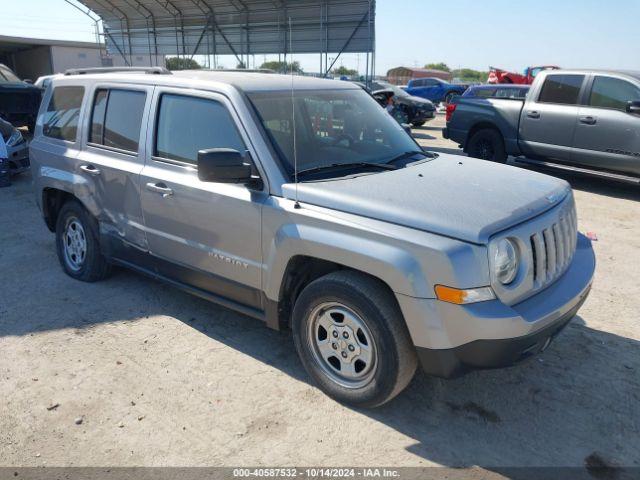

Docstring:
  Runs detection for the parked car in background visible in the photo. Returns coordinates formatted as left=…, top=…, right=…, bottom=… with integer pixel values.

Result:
left=0, top=116, right=29, bottom=174
left=0, top=64, right=41, bottom=132
left=463, top=84, right=530, bottom=100
left=404, top=77, right=469, bottom=104
left=488, top=65, right=560, bottom=85
left=444, top=69, right=640, bottom=182
left=370, top=81, right=436, bottom=127
left=30, top=68, right=594, bottom=407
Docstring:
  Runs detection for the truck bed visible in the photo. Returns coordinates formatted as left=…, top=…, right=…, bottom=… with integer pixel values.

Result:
left=446, top=97, right=524, bottom=154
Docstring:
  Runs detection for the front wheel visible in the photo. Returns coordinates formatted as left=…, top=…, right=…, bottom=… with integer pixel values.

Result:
left=292, top=271, right=417, bottom=408
left=467, top=128, right=508, bottom=163
left=411, top=120, right=426, bottom=127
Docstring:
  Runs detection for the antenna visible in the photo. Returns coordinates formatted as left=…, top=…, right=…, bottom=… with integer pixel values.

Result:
left=290, top=17, right=301, bottom=209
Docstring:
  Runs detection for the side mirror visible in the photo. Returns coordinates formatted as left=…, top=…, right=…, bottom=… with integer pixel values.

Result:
left=197, top=148, right=252, bottom=183
left=626, top=100, right=640, bottom=115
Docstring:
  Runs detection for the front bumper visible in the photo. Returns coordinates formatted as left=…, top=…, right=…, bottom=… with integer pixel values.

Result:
left=397, top=233, right=595, bottom=378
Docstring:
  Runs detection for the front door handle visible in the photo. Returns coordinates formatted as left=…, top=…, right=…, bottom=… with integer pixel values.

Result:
left=527, top=111, right=541, bottom=119
left=579, top=116, right=597, bottom=125
left=146, top=182, right=173, bottom=197
left=80, top=164, right=101, bottom=176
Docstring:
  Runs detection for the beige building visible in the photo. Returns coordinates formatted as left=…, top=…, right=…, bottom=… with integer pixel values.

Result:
left=0, top=35, right=164, bottom=80
left=386, top=67, right=453, bottom=85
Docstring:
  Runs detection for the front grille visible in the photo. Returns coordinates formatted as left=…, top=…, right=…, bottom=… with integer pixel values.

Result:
left=489, top=192, right=578, bottom=306
left=529, top=206, right=577, bottom=290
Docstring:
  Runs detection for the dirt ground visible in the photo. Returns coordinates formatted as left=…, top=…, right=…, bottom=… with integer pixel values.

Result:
left=1, top=114, right=639, bottom=472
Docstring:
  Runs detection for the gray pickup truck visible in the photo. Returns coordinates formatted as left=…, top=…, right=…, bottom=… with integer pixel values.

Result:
left=30, top=68, right=595, bottom=407
left=444, top=69, right=640, bottom=181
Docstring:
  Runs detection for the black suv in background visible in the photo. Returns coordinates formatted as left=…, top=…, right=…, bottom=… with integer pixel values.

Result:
left=0, top=64, right=41, bottom=132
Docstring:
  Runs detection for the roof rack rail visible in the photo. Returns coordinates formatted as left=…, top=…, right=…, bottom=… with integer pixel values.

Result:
left=64, top=67, right=171, bottom=76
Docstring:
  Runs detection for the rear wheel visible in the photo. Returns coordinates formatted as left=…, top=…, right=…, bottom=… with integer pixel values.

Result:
left=467, top=128, right=508, bottom=163
left=55, top=200, right=111, bottom=282
left=292, top=271, right=417, bottom=408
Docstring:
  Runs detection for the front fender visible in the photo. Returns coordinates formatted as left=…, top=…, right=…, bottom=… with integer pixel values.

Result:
left=263, top=223, right=429, bottom=301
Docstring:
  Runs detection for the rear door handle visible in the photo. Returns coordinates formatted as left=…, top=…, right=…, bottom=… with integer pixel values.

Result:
left=146, top=182, right=173, bottom=197
left=80, top=164, right=101, bottom=176
left=527, top=111, right=541, bottom=119
left=579, top=116, right=597, bottom=125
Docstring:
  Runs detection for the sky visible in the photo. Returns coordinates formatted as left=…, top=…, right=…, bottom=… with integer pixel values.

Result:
left=0, top=0, right=638, bottom=75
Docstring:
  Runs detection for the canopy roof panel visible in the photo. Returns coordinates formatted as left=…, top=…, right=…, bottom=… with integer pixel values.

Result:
left=75, top=0, right=375, bottom=60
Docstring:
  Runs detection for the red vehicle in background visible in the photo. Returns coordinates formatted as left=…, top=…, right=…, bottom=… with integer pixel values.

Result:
left=488, top=65, right=560, bottom=84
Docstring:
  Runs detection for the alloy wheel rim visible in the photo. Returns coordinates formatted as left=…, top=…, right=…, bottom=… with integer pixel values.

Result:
left=477, top=139, right=495, bottom=160
left=306, top=302, right=377, bottom=389
left=63, top=217, right=87, bottom=272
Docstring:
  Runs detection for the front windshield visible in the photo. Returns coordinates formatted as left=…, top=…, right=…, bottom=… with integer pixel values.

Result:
left=248, top=88, right=423, bottom=178
left=0, top=65, right=21, bottom=83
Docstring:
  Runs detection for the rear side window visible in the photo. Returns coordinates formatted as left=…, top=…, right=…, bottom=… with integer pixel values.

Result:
left=89, top=89, right=146, bottom=152
left=154, top=94, right=245, bottom=165
left=43, top=86, right=84, bottom=142
left=589, top=76, right=640, bottom=111
left=538, top=75, right=585, bottom=105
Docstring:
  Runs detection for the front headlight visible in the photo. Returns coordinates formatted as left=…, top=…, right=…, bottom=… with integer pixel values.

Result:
left=494, top=238, right=519, bottom=285
left=7, top=129, right=23, bottom=147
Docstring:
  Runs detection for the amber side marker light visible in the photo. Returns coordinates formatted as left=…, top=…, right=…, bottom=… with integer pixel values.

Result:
left=434, top=285, right=495, bottom=305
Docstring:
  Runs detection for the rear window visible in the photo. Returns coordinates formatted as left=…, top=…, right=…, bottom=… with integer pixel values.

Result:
left=471, top=88, right=497, bottom=98
left=538, top=75, right=585, bottom=105
left=43, top=86, right=85, bottom=142
left=89, top=88, right=146, bottom=152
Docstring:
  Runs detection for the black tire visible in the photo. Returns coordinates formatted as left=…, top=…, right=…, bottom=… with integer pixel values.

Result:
left=55, top=200, right=111, bottom=282
left=467, top=128, right=508, bottom=163
left=292, top=270, right=417, bottom=408
left=411, top=120, right=426, bottom=127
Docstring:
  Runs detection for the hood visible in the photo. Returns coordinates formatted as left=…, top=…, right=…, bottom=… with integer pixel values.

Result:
left=282, top=155, right=570, bottom=244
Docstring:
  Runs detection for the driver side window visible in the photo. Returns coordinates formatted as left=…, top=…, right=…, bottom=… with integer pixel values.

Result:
left=589, top=76, right=640, bottom=112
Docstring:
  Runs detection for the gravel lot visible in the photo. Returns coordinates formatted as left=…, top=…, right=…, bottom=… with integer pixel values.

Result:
left=1, top=115, right=639, bottom=472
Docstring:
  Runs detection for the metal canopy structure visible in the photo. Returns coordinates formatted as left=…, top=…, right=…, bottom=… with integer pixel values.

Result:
left=70, top=0, right=375, bottom=78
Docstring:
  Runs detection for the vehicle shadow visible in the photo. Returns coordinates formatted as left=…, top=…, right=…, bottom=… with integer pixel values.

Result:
left=509, top=159, right=640, bottom=202
left=425, top=146, right=467, bottom=156
left=3, top=252, right=639, bottom=470
left=411, top=132, right=437, bottom=141
left=360, top=315, right=640, bottom=470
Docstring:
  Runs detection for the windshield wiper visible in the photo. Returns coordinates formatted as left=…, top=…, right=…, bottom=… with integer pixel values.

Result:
left=385, top=150, right=433, bottom=166
left=297, top=162, right=397, bottom=178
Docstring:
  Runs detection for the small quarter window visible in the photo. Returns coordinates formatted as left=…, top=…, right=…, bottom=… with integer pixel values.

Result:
left=155, top=94, right=245, bottom=165
left=538, top=75, right=585, bottom=105
left=43, top=86, right=84, bottom=142
left=89, top=88, right=146, bottom=152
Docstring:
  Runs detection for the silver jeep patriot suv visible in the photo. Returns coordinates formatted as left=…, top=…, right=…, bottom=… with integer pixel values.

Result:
left=30, top=68, right=595, bottom=407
